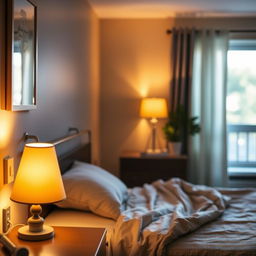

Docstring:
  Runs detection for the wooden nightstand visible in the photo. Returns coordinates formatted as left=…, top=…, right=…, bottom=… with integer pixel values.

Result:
left=120, top=151, right=187, bottom=187
left=0, top=226, right=106, bottom=256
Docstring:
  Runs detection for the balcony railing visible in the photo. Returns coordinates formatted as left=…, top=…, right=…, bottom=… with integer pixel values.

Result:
left=227, top=124, right=256, bottom=168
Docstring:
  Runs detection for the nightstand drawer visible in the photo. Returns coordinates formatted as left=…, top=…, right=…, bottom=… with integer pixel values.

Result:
left=120, top=152, right=187, bottom=187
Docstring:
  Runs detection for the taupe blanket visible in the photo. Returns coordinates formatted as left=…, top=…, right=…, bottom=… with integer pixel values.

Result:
left=110, top=178, right=230, bottom=256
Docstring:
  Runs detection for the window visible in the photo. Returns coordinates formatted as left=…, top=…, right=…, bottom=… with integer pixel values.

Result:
left=227, top=38, right=256, bottom=176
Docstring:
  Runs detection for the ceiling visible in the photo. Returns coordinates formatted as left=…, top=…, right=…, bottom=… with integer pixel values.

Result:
left=87, top=0, right=256, bottom=18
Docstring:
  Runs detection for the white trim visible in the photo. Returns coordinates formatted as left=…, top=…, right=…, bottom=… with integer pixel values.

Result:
left=12, top=105, right=37, bottom=111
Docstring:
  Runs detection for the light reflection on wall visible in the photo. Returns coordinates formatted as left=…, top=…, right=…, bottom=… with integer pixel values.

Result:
left=0, top=112, right=17, bottom=232
left=117, top=68, right=169, bottom=99
left=0, top=186, right=11, bottom=209
left=0, top=185, right=12, bottom=233
left=135, top=70, right=169, bottom=98
left=139, top=84, right=148, bottom=98
left=0, top=113, right=16, bottom=148
left=122, top=119, right=150, bottom=151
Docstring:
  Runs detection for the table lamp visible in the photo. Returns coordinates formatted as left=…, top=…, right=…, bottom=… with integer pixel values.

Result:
left=140, top=97, right=168, bottom=154
left=11, top=143, right=66, bottom=241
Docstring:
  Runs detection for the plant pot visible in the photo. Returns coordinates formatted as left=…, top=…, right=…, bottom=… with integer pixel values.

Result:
left=168, top=142, right=182, bottom=155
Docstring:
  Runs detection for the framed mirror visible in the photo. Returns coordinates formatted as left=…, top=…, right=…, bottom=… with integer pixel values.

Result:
left=5, top=0, right=37, bottom=111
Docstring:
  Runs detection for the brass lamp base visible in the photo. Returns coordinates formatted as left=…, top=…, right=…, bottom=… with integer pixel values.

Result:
left=18, top=225, right=54, bottom=241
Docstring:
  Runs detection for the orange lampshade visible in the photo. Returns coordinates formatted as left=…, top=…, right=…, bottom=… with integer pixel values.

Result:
left=11, top=143, right=66, bottom=204
left=140, top=98, right=168, bottom=118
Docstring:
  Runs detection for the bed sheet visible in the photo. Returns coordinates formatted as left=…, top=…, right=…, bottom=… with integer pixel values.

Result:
left=166, top=188, right=256, bottom=256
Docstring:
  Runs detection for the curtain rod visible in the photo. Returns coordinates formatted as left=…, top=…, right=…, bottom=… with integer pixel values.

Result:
left=166, top=29, right=256, bottom=34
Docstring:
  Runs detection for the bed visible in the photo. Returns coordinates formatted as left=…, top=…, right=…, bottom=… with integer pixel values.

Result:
left=44, top=129, right=256, bottom=256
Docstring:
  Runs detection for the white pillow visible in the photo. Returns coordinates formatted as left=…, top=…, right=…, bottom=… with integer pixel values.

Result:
left=55, top=161, right=127, bottom=220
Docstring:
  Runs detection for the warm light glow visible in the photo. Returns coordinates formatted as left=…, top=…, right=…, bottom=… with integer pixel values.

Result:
left=139, top=86, right=148, bottom=98
left=140, top=98, right=168, bottom=118
left=0, top=114, right=16, bottom=148
left=26, top=143, right=53, bottom=148
left=0, top=186, right=12, bottom=209
left=11, top=143, right=66, bottom=204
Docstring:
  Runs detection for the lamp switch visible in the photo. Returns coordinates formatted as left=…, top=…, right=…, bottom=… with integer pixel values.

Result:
left=3, top=156, right=14, bottom=184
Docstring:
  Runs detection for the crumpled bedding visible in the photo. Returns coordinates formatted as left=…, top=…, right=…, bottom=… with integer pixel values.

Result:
left=110, top=178, right=230, bottom=256
left=166, top=187, right=256, bottom=256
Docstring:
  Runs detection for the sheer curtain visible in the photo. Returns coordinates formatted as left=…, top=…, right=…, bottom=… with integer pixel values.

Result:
left=189, top=30, right=229, bottom=187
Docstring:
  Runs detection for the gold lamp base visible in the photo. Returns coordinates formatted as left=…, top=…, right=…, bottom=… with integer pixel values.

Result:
left=18, top=225, right=54, bottom=241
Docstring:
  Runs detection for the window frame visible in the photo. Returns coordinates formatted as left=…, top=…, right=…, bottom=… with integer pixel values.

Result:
left=227, top=33, right=256, bottom=179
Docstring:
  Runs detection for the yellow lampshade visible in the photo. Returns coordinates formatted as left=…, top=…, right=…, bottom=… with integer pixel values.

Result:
left=11, top=143, right=66, bottom=205
left=140, top=98, right=168, bottom=118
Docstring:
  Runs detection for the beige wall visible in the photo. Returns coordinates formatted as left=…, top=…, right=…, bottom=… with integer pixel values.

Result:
left=100, top=19, right=173, bottom=175
left=0, top=0, right=99, bottom=231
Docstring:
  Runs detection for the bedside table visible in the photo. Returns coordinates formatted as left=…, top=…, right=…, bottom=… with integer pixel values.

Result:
left=120, top=151, right=187, bottom=187
left=0, top=226, right=106, bottom=256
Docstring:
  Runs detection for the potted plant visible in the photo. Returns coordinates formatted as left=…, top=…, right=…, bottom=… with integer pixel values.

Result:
left=163, top=105, right=200, bottom=155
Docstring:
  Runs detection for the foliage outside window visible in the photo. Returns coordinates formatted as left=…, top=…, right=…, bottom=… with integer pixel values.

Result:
left=227, top=50, right=256, bottom=124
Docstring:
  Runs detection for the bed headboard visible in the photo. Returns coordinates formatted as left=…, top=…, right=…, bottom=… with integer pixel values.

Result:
left=58, top=142, right=91, bottom=174
left=50, top=128, right=91, bottom=173
left=39, top=128, right=91, bottom=217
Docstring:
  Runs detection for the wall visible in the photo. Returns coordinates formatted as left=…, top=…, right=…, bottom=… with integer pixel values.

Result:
left=0, top=0, right=99, bottom=231
left=100, top=19, right=173, bottom=175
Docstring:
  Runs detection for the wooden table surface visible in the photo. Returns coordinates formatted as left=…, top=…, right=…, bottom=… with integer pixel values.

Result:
left=120, top=151, right=187, bottom=159
left=0, top=226, right=106, bottom=256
